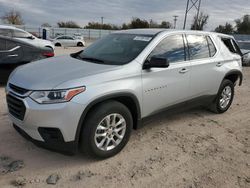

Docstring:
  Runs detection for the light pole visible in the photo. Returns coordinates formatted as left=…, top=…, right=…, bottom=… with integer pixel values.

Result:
left=173, top=15, right=178, bottom=29
left=101, top=17, right=104, bottom=26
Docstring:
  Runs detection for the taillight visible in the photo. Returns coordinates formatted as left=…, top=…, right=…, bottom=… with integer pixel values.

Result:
left=42, top=52, right=54, bottom=57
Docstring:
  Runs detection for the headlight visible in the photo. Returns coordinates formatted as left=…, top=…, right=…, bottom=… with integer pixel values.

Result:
left=29, top=87, right=85, bottom=104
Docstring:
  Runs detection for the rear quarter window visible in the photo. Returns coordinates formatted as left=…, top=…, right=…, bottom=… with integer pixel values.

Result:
left=221, top=38, right=242, bottom=56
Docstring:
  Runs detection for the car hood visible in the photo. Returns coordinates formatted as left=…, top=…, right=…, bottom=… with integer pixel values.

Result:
left=8, top=55, right=119, bottom=90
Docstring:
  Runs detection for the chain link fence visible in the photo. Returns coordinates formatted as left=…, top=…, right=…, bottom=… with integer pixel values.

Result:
left=13, top=25, right=115, bottom=39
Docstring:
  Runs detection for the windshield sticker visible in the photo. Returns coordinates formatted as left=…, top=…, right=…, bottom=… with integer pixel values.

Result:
left=133, top=36, right=152, bottom=42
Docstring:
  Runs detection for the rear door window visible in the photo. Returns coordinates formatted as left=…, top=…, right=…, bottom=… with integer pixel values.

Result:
left=13, top=30, right=30, bottom=38
left=186, top=35, right=210, bottom=60
left=0, top=29, right=13, bottom=37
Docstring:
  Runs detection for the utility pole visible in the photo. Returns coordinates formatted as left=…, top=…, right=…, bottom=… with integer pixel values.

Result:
left=101, top=17, right=104, bottom=25
left=173, top=15, right=178, bottom=29
left=183, top=0, right=202, bottom=30
left=101, top=17, right=104, bottom=29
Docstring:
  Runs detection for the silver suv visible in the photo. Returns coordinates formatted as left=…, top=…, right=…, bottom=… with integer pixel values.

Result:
left=6, top=29, right=243, bottom=158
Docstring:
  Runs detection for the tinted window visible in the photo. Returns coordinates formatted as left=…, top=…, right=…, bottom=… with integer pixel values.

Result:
left=149, top=35, right=185, bottom=63
left=0, top=29, right=12, bottom=37
left=77, top=33, right=152, bottom=65
left=207, top=36, right=216, bottom=57
left=187, top=35, right=210, bottom=60
left=66, top=36, right=74, bottom=40
left=221, top=38, right=242, bottom=55
left=57, top=36, right=65, bottom=39
left=0, top=39, right=6, bottom=50
left=13, top=30, right=30, bottom=38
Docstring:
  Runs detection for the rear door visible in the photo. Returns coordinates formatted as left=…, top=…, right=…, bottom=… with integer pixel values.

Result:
left=186, top=34, right=221, bottom=97
left=0, top=38, right=23, bottom=64
left=64, top=36, right=75, bottom=46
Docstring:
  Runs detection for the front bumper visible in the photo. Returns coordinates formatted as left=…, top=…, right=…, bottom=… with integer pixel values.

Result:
left=13, top=124, right=77, bottom=155
left=7, top=92, right=86, bottom=154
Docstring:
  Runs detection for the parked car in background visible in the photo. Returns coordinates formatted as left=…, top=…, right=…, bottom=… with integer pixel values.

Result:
left=52, top=35, right=85, bottom=47
left=6, top=29, right=243, bottom=158
left=0, top=25, right=55, bottom=50
left=73, top=33, right=85, bottom=40
left=0, top=36, right=54, bottom=83
left=238, top=41, right=250, bottom=66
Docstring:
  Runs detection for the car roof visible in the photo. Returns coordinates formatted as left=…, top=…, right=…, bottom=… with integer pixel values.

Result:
left=0, top=25, right=29, bottom=32
left=56, top=35, right=74, bottom=38
left=113, top=28, right=233, bottom=38
left=0, top=25, right=17, bottom=29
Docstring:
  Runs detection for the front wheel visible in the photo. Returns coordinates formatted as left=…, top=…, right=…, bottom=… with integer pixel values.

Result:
left=80, top=100, right=133, bottom=158
left=209, top=79, right=234, bottom=114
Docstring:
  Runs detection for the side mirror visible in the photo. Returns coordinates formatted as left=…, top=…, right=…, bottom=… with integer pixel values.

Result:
left=27, top=35, right=35, bottom=40
left=143, top=56, right=169, bottom=69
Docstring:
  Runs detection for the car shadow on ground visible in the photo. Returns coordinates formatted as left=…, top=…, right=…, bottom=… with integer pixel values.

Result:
left=0, top=64, right=19, bottom=85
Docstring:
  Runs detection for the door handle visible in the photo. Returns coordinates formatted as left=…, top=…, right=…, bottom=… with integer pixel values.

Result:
left=216, top=62, right=223, bottom=67
left=179, top=68, right=189, bottom=74
left=8, top=54, right=18, bottom=57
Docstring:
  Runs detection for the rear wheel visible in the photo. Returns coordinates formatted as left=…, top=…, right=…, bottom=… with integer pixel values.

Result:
left=55, top=43, right=61, bottom=47
left=209, top=79, right=234, bottom=113
left=80, top=100, right=133, bottom=158
left=77, top=42, right=83, bottom=47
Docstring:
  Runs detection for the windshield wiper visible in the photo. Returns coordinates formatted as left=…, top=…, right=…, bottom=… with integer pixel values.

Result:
left=79, top=56, right=105, bottom=63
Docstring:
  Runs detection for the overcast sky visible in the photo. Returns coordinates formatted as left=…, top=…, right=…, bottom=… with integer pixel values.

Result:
left=0, top=0, right=250, bottom=30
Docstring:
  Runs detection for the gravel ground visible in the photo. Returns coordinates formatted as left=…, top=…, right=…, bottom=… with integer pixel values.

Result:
left=0, top=48, right=249, bottom=187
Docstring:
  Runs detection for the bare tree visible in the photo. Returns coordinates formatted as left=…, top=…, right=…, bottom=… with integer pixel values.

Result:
left=57, top=21, right=81, bottom=28
left=41, top=23, right=52, bottom=27
left=1, top=10, right=24, bottom=25
left=191, top=12, right=209, bottom=30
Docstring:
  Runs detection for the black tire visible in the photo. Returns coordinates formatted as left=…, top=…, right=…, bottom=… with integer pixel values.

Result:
left=55, top=43, right=61, bottom=47
left=77, top=42, right=83, bottom=47
left=80, top=100, right=133, bottom=158
left=209, top=79, right=234, bottom=114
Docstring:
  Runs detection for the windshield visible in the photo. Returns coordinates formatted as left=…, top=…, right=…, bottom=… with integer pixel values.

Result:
left=76, top=33, right=153, bottom=65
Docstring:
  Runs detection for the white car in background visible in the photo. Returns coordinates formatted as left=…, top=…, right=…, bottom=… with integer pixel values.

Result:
left=73, top=33, right=85, bottom=40
left=0, top=25, right=54, bottom=50
left=52, top=35, right=85, bottom=47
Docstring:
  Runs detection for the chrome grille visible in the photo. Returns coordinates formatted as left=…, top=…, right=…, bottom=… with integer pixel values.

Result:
left=9, top=83, right=29, bottom=96
left=6, top=94, right=26, bottom=121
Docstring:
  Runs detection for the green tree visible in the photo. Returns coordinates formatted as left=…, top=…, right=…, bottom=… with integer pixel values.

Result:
left=1, top=10, right=24, bottom=25
left=84, top=22, right=119, bottom=30
left=129, top=18, right=149, bottom=29
left=214, top=23, right=234, bottom=34
left=191, top=12, right=209, bottom=30
left=57, top=21, right=81, bottom=28
left=235, top=15, right=250, bottom=34
left=159, top=21, right=172, bottom=28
